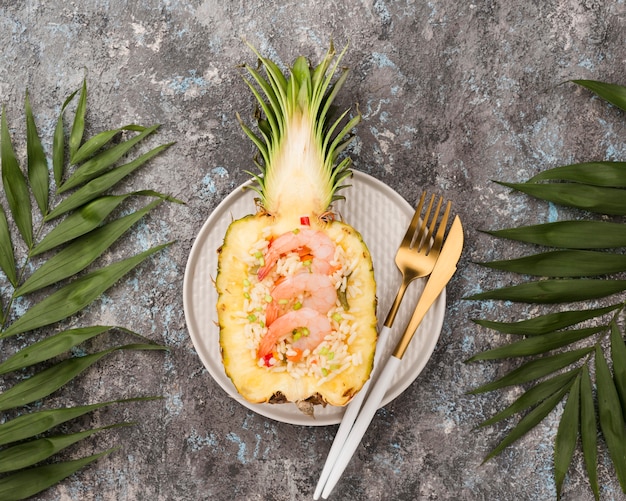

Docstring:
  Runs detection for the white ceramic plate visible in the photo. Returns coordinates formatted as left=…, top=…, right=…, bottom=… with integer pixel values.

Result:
left=183, top=170, right=446, bottom=426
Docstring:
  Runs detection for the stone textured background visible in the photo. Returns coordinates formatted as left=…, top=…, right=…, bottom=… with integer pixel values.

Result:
left=1, top=1, right=626, bottom=500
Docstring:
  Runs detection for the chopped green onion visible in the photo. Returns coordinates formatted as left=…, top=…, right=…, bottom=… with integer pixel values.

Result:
left=279, top=299, right=289, bottom=305
left=338, top=288, right=350, bottom=310
left=264, top=294, right=273, bottom=303
left=332, top=313, right=343, bottom=323
left=247, top=314, right=257, bottom=322
left=321, top=368, right=329, bottom=377
left=243, top=292, right=250, bottom=299
left=303, top=259, right=312, bottom=267
left=254, top=251, right=265, bottom=266
left=327, top=351, right=335, bottom=360
left=293, top=301, right=302, bottom=310
left=243, top=278, right=251, bottom=287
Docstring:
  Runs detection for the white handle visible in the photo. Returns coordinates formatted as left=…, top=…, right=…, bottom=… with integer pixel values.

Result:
left=313, top=325, right=393, bottom=500
left=321, top=354, right=403, bottom=499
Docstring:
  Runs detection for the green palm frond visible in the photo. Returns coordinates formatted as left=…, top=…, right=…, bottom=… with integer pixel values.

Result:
left=466, top=79, right=626, bottom=500
left=0, top=80, right=180, bottom=499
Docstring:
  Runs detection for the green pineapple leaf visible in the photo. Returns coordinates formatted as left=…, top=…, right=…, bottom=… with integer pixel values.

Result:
left=0, top=80, right=175, bottom=499
left=468, top=79, right=626, bottom=498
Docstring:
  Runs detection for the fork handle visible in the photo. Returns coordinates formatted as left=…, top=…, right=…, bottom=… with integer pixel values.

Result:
left=321, top=354, right=402, bottom=499
left=383, top=278, right=411, bottom=328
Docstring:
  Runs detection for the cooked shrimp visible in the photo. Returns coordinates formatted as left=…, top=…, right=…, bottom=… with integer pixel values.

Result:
left=257, top=307, right=332, bottom=360
left=265, top=273, right=338, bottom=325
left=257, top=228, right=336, bottom=280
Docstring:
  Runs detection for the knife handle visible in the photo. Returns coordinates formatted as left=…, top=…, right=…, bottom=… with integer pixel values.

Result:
left=313, top=325, right=392, bottom=500
left=321, top=354, right=402, bottom=499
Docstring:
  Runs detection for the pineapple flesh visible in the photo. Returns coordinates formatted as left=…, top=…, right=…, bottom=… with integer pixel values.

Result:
left=216, top=43, right=377, bottom=411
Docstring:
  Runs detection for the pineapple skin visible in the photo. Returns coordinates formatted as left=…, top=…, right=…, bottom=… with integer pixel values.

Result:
left=216, top=215, right=377, bottom=407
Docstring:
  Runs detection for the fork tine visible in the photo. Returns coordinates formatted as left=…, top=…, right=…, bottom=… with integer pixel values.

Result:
left=429, top=200, right=452, bottom=255
left=418, top=195, right=443, bottom=252
left=413, top=193, right=435, bottom=250
left=401, top=192, right=426, bottom=247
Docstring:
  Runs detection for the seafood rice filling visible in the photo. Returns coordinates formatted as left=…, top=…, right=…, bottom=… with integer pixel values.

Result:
left=242, top=227, right=363, bottom=383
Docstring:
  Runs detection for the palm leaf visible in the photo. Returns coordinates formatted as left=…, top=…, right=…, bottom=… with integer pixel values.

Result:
left=25, top=91, right=49, bottom=214
left=466, top=326, right=603, bottom=362
left=0, top=449, right=116, bottom=501
left=52, top=89, right=78, bottom=185
left=478, top=369, right=580, bottom=428
left=467, top=79, right=626, bottom=498
left=0, top=80, right=175, bottom=499
left=611, top=321, right=626, bottom=416
left=59, top=124, right=160, bottom=193
left=1, top=106, right=33, bottom=247
left=31, top=190, right=179, bottom=256
left=45, top=141, right=174, bottom=220
left=554, top=374, right=581, bottom=499
left=0, top=397, right=161, bottom=446
left=483, top=384, right=571, bottom=463
left=580, top=365, right=600, bottom=500
left=528, top=161, right=626, bottom=186
left=595, top=345, right=626, bottom=490
left=467, top=278, right=626, bottom=303
left=471, top=304, right=621, bottom=336
left=0, top=423, right=133, bottom=473
left=572, top=79, right=626, bottom=111
left=0, top=205, right=17, bottom=287
left=496, top=181, right=626, bottom=216
left=0, top=343, right=166, bottom=412
left=2, top=242, right=172, bottom=338
left=16, top=198, right=165, bottom=296
left=482, top=220, right=626, bottom=249
left=478, top=250, right=626, bottom=277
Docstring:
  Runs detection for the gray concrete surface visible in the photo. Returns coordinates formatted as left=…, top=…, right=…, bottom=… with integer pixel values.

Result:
left=1, top=1, right=626, bottom=500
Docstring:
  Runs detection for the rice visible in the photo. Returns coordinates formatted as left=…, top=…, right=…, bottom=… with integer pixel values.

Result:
left=243, top=227, right=364, bottom=381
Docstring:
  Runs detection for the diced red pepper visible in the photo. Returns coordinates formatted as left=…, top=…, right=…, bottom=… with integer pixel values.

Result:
left=300, top=216, right=310, bottom=226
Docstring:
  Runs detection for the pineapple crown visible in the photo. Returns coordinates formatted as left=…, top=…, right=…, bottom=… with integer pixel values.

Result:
left=238, top=42, right=361, bottom=222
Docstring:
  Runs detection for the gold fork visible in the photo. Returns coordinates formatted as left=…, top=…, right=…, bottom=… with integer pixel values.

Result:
left=384, top=191, right=452, bottom=329
left=313, top=192, right=451, bottom=501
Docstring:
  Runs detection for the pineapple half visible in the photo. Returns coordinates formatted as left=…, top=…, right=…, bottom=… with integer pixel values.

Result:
left=216, top=43, right=377, bottom=414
